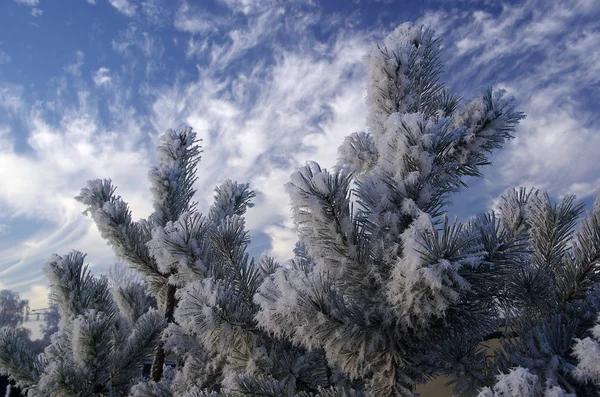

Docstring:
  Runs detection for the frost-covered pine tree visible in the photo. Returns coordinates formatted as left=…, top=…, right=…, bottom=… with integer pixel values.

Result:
left=255, top=23, right=600, bottom=396
left=0, top=251, right=164, bottom=396
left=2, top=23, right=599, bottom=397
left=76, top=127, right=203, bottom=382
left=129, top=180, right=355, bottom=396
left=76, top=127, right=349, bottom=396
left=475, top=190, right=600, bottom=397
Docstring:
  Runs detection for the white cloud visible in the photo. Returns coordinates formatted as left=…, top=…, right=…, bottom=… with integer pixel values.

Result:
left=0, top=108, right=151, bottom=222
left=12, top=0, right=39, bottom=6
left=112, top=25, right=137, bottom=54
left=0, top=72, right=155, bottom=304
left=87, top=0, right=96, bottom=4
left=64, top=50, right=85, bottom=76
left=112, top=24, right=164, bottom=77
left=499, top=110, right=592, bottom=184
left=93, top=67, right=112, bottom=86
left=185, top=37, right=208, bottom=59
left=31, top=7, right=43, bottom=17
left=174, top=2, right=219, bottom=34
left=217, top=0, right=279, bottom=15
left=215, top=7, right=284, bottom=66
left=140, top=0, right=171, bottom=26
left=22, top=285, right=49, bottom=310
left=108, top=0, right=137, bottom=17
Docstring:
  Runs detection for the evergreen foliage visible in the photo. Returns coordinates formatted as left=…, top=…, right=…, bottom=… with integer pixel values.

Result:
left=256, top=24, right=600, bottom=396
left=75, top=127, right=201, bottom=381
left=0, top=252, right=164, bottom=396
left=0, top=23, right=599, bottom=397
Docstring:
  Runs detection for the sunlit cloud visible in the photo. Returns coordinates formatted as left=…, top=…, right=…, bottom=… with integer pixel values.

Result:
left=0, top=78, right=154, bottom=310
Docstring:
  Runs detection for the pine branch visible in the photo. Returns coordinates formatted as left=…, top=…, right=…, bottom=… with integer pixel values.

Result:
left=71, top=310, right=116, bottom=390
left=366, top=24, right=447, bottom=136
left=568, top=199, right=600, bottom=300
left=286, top=163, right=373, bottom=296
left=209, top=180, right=256, bottom=225
left=149, top=211, right=213, bottom=284
left=75, top=179, right=165, bottom=287
left=336, top=131, right=379, bottom=177
left=497, top=187, right=538, bottom=237
left=0, top=327, right=43, bottom=389
left=113, top=280, right=156, bottom=324
left=437, top=89, right=525, bottom=182
left=43, top=251, right=116, bottom=325
left=113, top=309, right=164, bottom=388
left=149, top=126, right=202, bottom=226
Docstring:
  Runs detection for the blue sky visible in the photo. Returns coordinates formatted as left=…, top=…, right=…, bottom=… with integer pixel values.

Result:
left=0, top=0, right=599, bottom=316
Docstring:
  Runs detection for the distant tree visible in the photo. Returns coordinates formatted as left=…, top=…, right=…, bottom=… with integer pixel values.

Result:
left=0, top=290, right=28, bottom=330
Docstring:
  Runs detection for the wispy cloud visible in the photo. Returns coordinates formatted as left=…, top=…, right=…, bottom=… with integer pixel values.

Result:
left=150, top=5, right=373, bottom=260
left=0, top=85, right=23, bottom=114
left=140, top=0, right=171, bottom=26
left=217, top=0, right=290, bottom=17
left=108, top=0, right=137, bottom=17
left=185, top=37, right=208, bottom=59
left=64, top=51, right=85, bottom=76
left=211, top=7, right=285, bottom=67
left=174, top=2, right=222, bottom=34
left=12, top=0, right=39, bottom=6
left=0, top=125, right=14, bottom=152
left=0, top=69, right=154, bottom=308
left=93, top=67, right=112, bottom=86
left=112, top=23, right=165, bottom=77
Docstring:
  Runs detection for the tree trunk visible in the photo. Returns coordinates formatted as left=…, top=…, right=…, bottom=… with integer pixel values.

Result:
left=150, top=282, right=177, bottom=382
